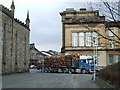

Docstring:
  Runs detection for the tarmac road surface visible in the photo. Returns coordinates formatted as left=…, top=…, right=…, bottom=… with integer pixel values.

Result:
left=2, top=71, right=100, bottom=88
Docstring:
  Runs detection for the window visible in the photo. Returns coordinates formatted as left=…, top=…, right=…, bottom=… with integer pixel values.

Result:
left=92, top=32, right=98, bottom=46
left=15, top=31, right=18, bottom=64
left=79, top=32, right=84, bottom=46
left=116, top=55, right=120, bottom=63
left=109, top=40, right=114, bottom=48
left=24, top=36, right=27, bottom=64
left=72, top=33, right=78, bottom=47
left=71, top=32, right=98, bottom=47
left=86, top=32, right=91, bottom=46
left=2, top=23, right=6, bottom=62
left=109, top=55, right=114, bottom=64
left=119, top=55, right=120, bottom=62
left=108, top=30, right=114, bottom=36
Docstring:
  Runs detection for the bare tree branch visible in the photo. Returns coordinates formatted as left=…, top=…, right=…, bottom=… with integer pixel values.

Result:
left=103, top=2, right=117, bottom=22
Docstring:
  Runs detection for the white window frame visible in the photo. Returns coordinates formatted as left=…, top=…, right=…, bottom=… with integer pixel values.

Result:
left=86, top=32, right=91, bottom=46
left=72, top=33, right=78, bottom=47
left=108, top=30, right=114, bottom=36
left=79, top=32, right=84, bottom=46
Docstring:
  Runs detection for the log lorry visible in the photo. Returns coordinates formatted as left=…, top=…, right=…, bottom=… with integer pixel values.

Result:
left=37, top=54, right=94, bottom=74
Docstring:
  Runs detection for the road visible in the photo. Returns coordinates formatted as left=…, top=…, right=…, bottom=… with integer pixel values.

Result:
left=2, top=69, right=100, bottom=88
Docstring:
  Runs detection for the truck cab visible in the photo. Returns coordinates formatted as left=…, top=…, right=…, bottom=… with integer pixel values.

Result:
left=79, top=56, right=94, bottom=74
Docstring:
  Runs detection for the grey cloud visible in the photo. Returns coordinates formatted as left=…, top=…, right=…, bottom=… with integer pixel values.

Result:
left=30, top=2, right=86, bottom=51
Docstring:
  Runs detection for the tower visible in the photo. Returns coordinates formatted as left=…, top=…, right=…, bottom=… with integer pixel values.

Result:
left=10, top=0, right=15, bottom=17
left=26, top=11, right=30, bottom=28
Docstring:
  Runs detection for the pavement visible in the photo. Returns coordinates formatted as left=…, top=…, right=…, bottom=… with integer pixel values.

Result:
left=2, top=69, right=100, bottom=88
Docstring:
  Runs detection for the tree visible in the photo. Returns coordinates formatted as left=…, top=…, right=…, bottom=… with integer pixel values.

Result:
left=86, top=1, right=120, bottom=21
left=85, top=0, right=120, bottom=44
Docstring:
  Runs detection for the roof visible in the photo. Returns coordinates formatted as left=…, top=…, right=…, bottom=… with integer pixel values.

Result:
left=41, top=51, right=52, bottom=56
left=60, top=8, right=99, bottom=16
left=30, top=43, right=48, bottom=56
left=105, top=21, right=120, bottom=27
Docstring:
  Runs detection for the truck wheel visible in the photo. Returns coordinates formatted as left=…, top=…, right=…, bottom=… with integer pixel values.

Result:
left=81, top=69, right=86, bottom=74
left=68, top=70, right=72, bottom=74
left=47, top=70, right=50, bottom=73
left=45, top=70, right=47, bottom=73
left=64, top=70, right=66, bottom=73
left=71, top=69, right=75, bottom=74
left=58, top=69, right=62, bottom=73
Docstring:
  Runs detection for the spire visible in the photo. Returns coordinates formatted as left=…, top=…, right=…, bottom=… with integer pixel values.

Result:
left=26, top=10, right=29, bottom=20
left=10, top=0, right=15, bottom=17
left=26, top=10, right=30, bottom=28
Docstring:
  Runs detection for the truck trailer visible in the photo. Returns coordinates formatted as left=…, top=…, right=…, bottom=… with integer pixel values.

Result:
left=37, top=54, right=95, bottom=74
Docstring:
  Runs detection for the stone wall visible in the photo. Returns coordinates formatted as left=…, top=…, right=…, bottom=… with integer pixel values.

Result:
left=30, top=44, right=45, bottom=66
left=0, top=10, right=3, bottom=75
left=1, top=5, right=30, bottom=74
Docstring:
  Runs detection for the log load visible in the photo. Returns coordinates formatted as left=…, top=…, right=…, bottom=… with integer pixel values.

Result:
left=37, top=53, right=79, bottom=67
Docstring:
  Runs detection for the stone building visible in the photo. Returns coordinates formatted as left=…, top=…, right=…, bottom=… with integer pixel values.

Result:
left=41, top=50, right=61, bottom=56
left=0, top=1, right=30, bottom=74
left=30, top=43, right=46, bottom=66
left=30, top=43, right=60, bottom=67
left=60, top=8, right=120, bottom=67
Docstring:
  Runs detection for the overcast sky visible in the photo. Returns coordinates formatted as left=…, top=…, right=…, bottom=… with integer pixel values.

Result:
left=0, top=0, right=118, bottom=52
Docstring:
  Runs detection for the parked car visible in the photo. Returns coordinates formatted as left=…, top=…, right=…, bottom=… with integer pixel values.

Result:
left=30, top=65, right=36, bottom=69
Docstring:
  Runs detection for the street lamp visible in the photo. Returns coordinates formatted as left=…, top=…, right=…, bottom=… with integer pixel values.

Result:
left=93, top=36, right=97, bottom=80
left=93, top=37, right=96, bottom=80
left=82, top=26, right=98, bottom=80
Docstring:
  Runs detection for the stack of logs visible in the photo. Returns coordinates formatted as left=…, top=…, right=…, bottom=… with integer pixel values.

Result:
left=38, top=53, right=79, bottom=67
left=72, top=53, right=79, bottom=62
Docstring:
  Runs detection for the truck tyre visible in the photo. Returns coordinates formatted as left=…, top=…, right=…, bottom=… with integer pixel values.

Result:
left=71, top=69, right=75, bottom=74
left=58, top=69, right=62, bottom=73
left=45, top=70, right=47, bottom=73
left=47, top=70, right=50, bottom=73
left=64, top=69, right=66, bottom=73
left=68, top=70, right=72, bottom=74
left=81, top=69, right=86, bottom=74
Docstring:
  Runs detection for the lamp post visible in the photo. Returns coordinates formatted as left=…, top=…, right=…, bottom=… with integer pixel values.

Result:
left=93, top=37, right=96, bottom=80
left=93, top=36, right=98, bottom=80
left=82, top=26, right=97, bottom=80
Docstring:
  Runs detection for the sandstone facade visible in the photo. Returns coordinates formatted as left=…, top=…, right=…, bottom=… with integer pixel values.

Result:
left=60, top=8, right=120, bottom=67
